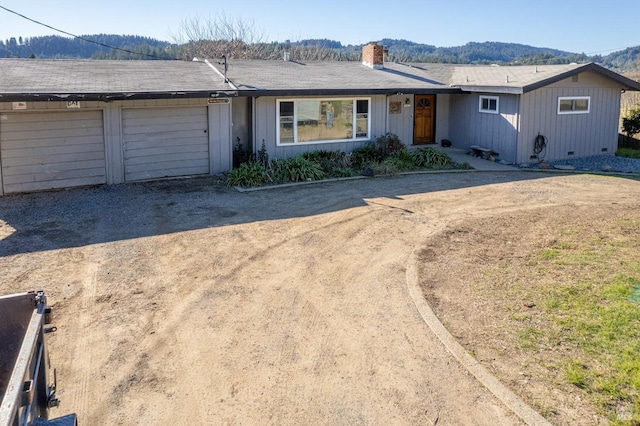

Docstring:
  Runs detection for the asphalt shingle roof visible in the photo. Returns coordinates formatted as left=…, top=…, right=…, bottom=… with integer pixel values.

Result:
left=0, top=59, right=231, bottom=97
left=219, top=60, right=457, bottom=93
left=1, top=58, right=638, bottom=101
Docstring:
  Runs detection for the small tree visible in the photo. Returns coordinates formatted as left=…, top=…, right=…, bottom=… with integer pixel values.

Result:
left=622, top=106, right=640, bottom=142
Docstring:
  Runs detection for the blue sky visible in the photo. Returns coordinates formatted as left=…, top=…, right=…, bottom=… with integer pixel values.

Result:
left=0, top=0, right=638, bottom=54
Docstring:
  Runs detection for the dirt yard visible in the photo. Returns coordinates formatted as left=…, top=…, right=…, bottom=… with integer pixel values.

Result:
left=1, top=171, right=638, bottom=425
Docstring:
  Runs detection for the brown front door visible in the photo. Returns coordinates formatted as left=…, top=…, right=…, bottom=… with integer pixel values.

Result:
left=413, top=95, right=435, bottom=144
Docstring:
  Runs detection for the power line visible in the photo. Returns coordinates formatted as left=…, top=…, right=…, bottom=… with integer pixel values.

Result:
left=585, top=46, right=635, bottom=56
left=0, top=4, right=178, bottom=60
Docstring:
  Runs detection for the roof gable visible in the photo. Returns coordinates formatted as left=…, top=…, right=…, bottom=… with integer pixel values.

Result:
left=449, top=62, right=640, bottom=94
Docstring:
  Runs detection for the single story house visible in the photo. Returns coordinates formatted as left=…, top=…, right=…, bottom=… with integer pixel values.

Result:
left=1, top=42, right=639, bottom=195
left=216, top=43, right=640, bottom=167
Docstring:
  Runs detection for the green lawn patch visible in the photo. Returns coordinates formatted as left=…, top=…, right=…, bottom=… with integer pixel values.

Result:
left=523, top=219, right=640, bottom=424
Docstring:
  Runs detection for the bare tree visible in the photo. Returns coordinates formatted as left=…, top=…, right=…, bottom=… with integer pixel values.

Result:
left=170, top=11, right=267, bottom=60
left=170, top=11, right=359, bottom=62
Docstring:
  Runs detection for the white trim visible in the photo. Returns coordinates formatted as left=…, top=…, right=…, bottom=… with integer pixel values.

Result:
left=557, top=96, right=590, bottom=115
left=479, top=95, right=499, bottom=114
left=276, top=97, right=371, bottom=146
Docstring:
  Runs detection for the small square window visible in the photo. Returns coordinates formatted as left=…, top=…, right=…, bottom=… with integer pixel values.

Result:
left=479, top=96, right=499, bottom=114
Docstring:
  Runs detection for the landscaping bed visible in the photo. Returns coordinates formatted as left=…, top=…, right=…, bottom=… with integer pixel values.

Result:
left=226, top=133, right=471, bottom=187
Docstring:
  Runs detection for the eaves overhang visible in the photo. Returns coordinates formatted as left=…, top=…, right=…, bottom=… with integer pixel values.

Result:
left=0, top=90, right=239, bottom=103
left=453, top=86, right=524, bottom=95
left=521, top=63, right=640, bottom=93
left=234, top=87, right=462, bottom=97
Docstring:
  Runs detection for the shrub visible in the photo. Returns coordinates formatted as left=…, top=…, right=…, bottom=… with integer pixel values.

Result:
left=616, top=147, right=640, bottom=159
left=350, top=144, right=379, bottom=169
left=411, top=147, right=452, bottom=168
left=327, top=167, right=358, bottom=178
left=269, top=156, right=325, bottom=183
left=257, top=140, right=269, bottom=167
left=622, top=106, right=640, bottom=140
left=383, top=150, right=416, bottom=171
left=374, top=133, right=406, bottom=158
left=303, top=150, right=351, bottom=172
left=226, top=162, right=270, bottom=187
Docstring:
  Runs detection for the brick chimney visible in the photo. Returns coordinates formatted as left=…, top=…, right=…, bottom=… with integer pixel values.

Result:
left=362, top=42, right=386, bottom=69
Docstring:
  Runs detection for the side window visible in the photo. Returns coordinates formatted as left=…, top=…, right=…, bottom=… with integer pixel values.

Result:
left=479, top=96, right=499, bottom=114
left=558, top=97, right=590, bottom=115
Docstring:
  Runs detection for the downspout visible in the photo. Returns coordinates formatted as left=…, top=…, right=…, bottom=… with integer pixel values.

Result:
left=515, top=94, right=522, bottom=164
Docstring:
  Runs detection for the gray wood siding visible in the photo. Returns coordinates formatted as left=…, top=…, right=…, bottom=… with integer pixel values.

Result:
left=0, top=110, right=106, bottom=194
left=387, top=94, right=414, bottom=145
left=386, top=94, right=451, bottom=147
left=232, top=97, right=251, bottom=151
left=122, top=107, right=210, bottom=181
left=435, top=94, right=450, bottom=145
left=517, top=73, right=621, bottom=163
left=254, top=95, right=388, bottom=159
left=208, top=103, right=232, bottom=174
left=449, top=93, right=519, bottom=163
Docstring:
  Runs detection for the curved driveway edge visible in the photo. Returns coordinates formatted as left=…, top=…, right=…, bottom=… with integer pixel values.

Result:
left=405, top=249, right=553, bottom=426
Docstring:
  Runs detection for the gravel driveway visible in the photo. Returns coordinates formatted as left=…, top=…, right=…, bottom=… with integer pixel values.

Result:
left=2, top=171, right=638, bottom=425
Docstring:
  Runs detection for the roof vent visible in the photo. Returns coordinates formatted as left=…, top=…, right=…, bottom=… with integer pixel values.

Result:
left=283, top=52, right=290, bottom=62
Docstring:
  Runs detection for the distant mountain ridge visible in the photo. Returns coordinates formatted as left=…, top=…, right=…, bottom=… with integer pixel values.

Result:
left=0, top=34, right=638, bottom=72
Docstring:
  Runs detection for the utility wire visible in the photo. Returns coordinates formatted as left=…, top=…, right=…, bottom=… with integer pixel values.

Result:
left=0, top=4, right=178, bottom=60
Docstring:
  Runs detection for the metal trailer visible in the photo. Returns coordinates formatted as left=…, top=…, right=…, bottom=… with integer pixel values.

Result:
left=0, top=291, right=77, bottom=426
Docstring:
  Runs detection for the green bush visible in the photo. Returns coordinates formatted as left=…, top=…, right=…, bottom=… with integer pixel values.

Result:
left=327, top=167, right=358, bottom=178
left=622, top=106, right=640, bottom=140
left=616, top=147, right=640, bottom=159
left=411, top=147, right=452, bottom=168
left=226, top=162, right=270, bottom=187
left=269, top=156, right=325, bottom=183
left=350, top=144, right=379, bottom=169
left=374, top=133, right=406, bottom=158
left=383, top=150, right=416, bottom=171
left=302, top=150, right=351, bottom=172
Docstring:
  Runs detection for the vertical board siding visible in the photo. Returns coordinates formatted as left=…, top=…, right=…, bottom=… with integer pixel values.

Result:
left=208, top=103, right=232, bottom=174
left=255, top=95, right=388, bottom=160
left=0, top=110, right=106, bottom=193
left=435, top=94, right=450, bottom=145
left=387, top=94, right=414, bottom=144
left=449, top=94, right=519, bottom=163
left=517, top=85, right=621, bottom=163
left=122, top=106, right=209, bottom=181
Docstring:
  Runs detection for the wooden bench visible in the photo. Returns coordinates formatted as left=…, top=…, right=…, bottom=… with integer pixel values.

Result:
left=469, top=145, right=498, bottom=160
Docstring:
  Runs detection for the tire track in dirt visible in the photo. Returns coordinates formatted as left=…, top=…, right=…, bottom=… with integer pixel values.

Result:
left=67, top=253, right=99, bottom=420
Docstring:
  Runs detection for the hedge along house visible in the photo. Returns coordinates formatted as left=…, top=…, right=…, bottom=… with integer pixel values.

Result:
left=216, top=42, right=640, bottom=165
left=0, top=59, right=235, bottom=195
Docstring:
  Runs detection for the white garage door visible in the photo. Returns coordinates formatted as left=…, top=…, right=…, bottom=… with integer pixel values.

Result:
left=0, top=110, right=106, bottom=194
left=122, top=107, right=210, bottom=182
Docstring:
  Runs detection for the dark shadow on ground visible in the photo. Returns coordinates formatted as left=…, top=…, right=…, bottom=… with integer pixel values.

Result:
left=1, top=171, right=635, bottom=257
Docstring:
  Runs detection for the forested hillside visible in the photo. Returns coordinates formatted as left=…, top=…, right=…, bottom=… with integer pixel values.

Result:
left=1, top=34, right=638, bottom=73
left=0, top=34, right=173, bottom=59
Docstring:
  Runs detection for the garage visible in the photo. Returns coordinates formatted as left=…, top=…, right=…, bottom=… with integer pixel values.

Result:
left=0, top=110, right=106, bottom=194
left=122, top=107, right=210, bottom=182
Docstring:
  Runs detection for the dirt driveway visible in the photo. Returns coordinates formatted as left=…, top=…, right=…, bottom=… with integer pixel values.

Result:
left=1, top=172, right=638, bottom=425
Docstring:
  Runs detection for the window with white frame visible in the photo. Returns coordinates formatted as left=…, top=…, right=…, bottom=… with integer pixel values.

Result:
left=479, top=96, right=499, bottom=114
left=558, top=96, right=590, bottom=114
left=277, top=98, right=371, bottom=145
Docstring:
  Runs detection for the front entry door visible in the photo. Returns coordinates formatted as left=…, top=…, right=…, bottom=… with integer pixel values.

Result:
left=413, top=95, right=435, bottom=144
